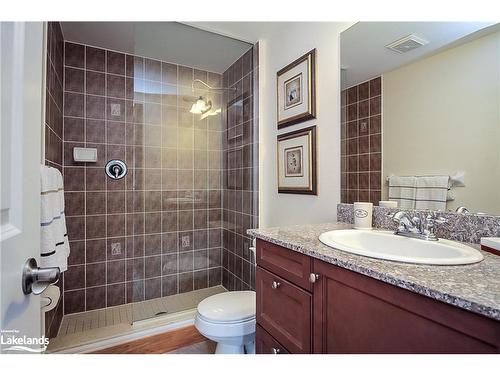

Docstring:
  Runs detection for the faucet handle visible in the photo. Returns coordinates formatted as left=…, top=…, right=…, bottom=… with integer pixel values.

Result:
left=423, top=213, right=448, bottom=240
left=434, top=216, right=448, bottom=225
left=426, top=212, right=448, bottom=224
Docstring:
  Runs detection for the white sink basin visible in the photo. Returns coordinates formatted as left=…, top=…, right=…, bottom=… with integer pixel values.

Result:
left=319, top=230, right=483, bottom=265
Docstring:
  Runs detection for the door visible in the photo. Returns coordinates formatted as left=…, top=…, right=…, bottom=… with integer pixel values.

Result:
left=1, top=22, right=45, bottom=353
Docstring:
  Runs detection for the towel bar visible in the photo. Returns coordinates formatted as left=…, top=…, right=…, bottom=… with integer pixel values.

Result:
left=385, top=171, right=465, bottom=187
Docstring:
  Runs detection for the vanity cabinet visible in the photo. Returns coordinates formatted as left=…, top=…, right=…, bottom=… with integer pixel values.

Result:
left=255, top=239, right=500, bottom=354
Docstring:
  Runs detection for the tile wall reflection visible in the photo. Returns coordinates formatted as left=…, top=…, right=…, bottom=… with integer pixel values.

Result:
left=340, top=77, right=382, bottom=205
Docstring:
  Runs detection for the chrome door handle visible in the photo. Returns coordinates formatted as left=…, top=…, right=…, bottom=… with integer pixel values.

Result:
left=22, top=258, right=60, bottom=295
left=271, top=347, right=281, bottom=354
left=309, top=273, right=320, bottom=283
left=271, top=281, right=281, bottom=289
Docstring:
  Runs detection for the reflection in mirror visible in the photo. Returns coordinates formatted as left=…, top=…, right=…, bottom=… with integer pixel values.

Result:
left=340, top=22, right=500, bottom=215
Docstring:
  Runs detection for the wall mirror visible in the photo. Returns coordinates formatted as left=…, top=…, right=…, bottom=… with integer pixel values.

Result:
left=340, top=22, right=500, bottom=215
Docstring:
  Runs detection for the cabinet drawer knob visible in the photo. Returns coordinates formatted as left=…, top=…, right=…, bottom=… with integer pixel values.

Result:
left=309, top=273, right=320, bottom=283
left=271, top=281, right=281, bottom=289
left=271, top=347, right=281, bottom=354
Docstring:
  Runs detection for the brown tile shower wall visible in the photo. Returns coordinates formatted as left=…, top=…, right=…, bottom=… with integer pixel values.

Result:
left=45, top=22, right=64, bottom=169
left=44, top=22, right=64, bottom=338
left=62, top=41, right=224, bottom=314
left=340, top=77, right=382, bottom=205
left=221, top=46, right=259, bottom=291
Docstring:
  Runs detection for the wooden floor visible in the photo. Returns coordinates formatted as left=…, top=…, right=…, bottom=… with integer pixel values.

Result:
left=166, top=340, right=216, bottom=354
left=92, top=325, right=207, bottom=354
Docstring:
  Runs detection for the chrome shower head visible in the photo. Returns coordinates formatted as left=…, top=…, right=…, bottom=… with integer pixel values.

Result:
left=189, top=96, right=212, bottom=115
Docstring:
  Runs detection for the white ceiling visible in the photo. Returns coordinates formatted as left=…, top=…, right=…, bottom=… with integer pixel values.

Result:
left=341, top=22, right=498, bottom=88
left=184, top=22, right=281, bottom=44
left=60, top=22, right=252, bottom=73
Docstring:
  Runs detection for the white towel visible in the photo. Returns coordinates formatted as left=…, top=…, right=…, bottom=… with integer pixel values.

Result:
left=388, top=176, right=417, bottom=209
left=40, top=165, right=70, bottom=272
left=415, top=175, right=449, bottom=211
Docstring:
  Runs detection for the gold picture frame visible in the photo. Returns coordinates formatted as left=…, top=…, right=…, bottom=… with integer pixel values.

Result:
left=277, top=126, right=317, bottom=194
left=276, top=49, right=317, bottom=129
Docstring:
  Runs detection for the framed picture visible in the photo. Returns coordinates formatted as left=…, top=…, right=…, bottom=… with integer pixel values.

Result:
left=277, top=126, right=317, bottom=194
left=276, top=49, right=316, bottom=129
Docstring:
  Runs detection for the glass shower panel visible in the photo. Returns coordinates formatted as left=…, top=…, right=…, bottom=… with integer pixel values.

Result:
left=130, top=55, right=230, bottom=323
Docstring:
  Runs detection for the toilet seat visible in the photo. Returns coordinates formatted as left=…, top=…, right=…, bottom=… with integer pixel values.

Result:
left=197, top=290, right=256, bottom=323
left=195, top=313, right=256, bottom=339
left=197, top=313, right=255, bottom=325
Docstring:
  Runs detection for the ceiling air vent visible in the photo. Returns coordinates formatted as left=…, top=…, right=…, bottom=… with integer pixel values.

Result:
left=385, top=34, right=429, bottom=54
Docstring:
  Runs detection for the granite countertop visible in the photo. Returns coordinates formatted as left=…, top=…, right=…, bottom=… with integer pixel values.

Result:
left=248, top=222, right=500, bottom=321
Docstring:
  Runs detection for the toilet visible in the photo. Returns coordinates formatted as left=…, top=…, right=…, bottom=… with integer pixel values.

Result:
left=195, top=290, right=256, bottom=354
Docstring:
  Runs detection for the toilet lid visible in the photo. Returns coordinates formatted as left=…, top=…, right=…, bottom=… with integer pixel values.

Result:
left=197, top=291, right=256, bottom=323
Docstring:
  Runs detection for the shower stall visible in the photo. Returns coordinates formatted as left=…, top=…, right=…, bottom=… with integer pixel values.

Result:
left=43, top=22, right=258, bottom=351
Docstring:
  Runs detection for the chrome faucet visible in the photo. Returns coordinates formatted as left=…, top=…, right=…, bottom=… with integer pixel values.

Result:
left=388, top=210, right=447, bottom=241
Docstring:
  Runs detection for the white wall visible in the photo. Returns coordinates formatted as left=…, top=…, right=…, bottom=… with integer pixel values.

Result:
left=257, top=23, right=352, bottom=227
left=382, top=31, right=500, bottom=214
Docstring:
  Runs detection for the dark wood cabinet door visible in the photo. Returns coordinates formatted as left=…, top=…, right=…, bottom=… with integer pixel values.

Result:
left=256, top=266, right=312, bottom=353
left=256, top=324, right=290, bottom=354
left=256, top=239, right=312, bottom=291
left=313, top=259, right=500, bottom=354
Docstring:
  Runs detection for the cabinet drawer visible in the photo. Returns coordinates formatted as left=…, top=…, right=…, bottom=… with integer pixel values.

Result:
left=256, top=324, right=290, bottom=354
left=256, top=266, right=312, bottom=354
left=256, top=239, right=312, bottom=291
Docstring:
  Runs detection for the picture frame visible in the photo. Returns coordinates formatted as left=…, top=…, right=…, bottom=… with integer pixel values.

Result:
left=277, top=126, right=317, bottom=195
left=276, top=49, right=316, bottom=129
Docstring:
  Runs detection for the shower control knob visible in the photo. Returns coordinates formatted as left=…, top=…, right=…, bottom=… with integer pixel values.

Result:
left=112, top=165, right=121, bottom=178
left=105, top=160, right=127, bottom=180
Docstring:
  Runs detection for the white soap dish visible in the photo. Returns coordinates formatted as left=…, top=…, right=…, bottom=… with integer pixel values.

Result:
left=73, top=147, right=97, bottom=162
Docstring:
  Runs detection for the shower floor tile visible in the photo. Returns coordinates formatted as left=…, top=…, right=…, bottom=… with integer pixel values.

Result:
left=47, top=286, right=226, bottom=353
